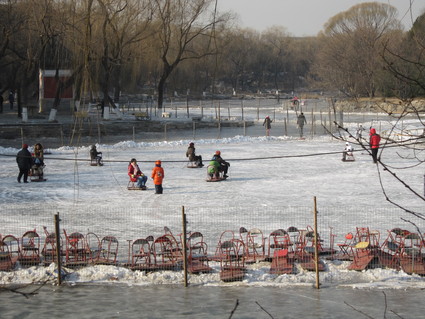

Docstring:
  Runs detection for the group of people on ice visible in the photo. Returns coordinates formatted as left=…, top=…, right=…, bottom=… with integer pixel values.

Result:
left=342, top=126, right=381, bottom=163
left=15, top=123, right=380, bottom=189
left=128, top=158, right=165, bottom=194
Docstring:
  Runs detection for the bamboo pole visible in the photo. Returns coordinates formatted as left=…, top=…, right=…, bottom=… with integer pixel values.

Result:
left=182, top=206, right=188, bottom=287
left=313, top=197, right=320, bottom=289
left=54, top=213, right=62, bottom=286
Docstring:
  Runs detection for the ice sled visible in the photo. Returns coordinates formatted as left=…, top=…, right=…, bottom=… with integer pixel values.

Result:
left=0, top=235, right=20, bottom=271
left=30, top=164, right=47, bottom=182
left=269, top=249, right=294, bottom=275
left=219, top=239, right=246, bottom=282
left=127, top=181, right=147, bottom=190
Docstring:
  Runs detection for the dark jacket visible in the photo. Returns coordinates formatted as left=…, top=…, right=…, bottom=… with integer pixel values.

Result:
left=16, top=149, right=32, bottom=170
left=263, top=117, right=272, bottom=129
left=212, top=154, right=229, bottom=167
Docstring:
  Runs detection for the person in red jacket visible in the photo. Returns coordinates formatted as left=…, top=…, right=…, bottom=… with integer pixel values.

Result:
left=151, top=160, right=164, bottom=194
left=369, top=128, right=381, bottom=163
left=128, top=158, right=147, bottom=188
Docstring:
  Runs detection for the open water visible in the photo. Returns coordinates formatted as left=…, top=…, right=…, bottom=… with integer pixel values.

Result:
left=0, top=284, right=424, bottom=318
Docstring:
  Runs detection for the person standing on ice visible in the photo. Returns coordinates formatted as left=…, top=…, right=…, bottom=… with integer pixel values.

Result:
left=356, top=124, right=365, bottom=140
left=16, top=144, right=32, bottom=183
left=369, top=128, right=381, bottom=163
left=262, top=116, right=272, bottom=136
left=186, top=142, right=203, bottom=167
left=128, top=158, right=147, bottom=188
left=151, top=160, right=164, bottom=194
left=297, top=112, right=307, bottom=137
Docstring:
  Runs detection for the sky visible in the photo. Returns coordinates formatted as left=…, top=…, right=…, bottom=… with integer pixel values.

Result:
left=218, top=0, right=425, bottom=36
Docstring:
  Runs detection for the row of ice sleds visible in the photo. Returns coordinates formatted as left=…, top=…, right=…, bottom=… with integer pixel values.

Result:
left=329, top=227, right=425, bottom=275
left=1, top=226, right=424, bottom=280
left=0, top=228, right=119, bottom=271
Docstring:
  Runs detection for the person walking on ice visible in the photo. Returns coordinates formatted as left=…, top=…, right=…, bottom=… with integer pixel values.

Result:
left=151, top=160, right=164, bottom=194
left=262, top=116, right=272, bottom=136
left=297, top=112, right=307, bottom=138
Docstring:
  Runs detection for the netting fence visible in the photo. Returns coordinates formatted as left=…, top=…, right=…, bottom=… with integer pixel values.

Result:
left=1, top=204, right=424, bottom=284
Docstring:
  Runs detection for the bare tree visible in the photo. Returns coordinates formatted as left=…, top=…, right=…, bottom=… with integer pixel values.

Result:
left=315, top=2, right=402, bottom=98
left=152, top=0, right=228, bottom=108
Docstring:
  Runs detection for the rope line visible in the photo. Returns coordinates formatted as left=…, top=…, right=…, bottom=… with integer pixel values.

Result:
left=4, top=139, right=424, bottom=163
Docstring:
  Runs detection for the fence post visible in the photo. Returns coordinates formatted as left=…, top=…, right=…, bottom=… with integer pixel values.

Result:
left=243, top=121, right=246, bottom=136
left=313, top=197, right=320, bottom=289
left=241, top=100, right=244, bottom=121
left=284, top=118, right=287, bottom=136
left=20, top=127, right=24, bottom=145
left=193, top=121, right=196, bottom=139
left=133, top=126, right=135, bottom=141
left=54, top=213, right=62, bottom=286
left=182, top=206, right=188, bottom=287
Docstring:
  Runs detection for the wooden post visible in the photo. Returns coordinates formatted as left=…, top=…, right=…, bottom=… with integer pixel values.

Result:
left=192, top=121, right=196, bottom=139
left=200, top=101, right=203, bottom=118
left=241, top=100, right=244, bottom=121
left=228, top=106, right=230, bottom=120
left=257, top=100, right=259, bottom=121
left=20, top=127, right=24, bottom=145
left=243, top=121, right=246, bottom=136
left=313, top=197, right=320, bottom=289
left=182, top=206, right=188, bottom=287
left=132, top=126, right=135, bottom=141
left=54, top=213, right=62, bottom=286
left=284, top=118, right=287, bottom=136
left=60, top=127, right=64, bottom=147
left=186, top=94, right=189, bottom=118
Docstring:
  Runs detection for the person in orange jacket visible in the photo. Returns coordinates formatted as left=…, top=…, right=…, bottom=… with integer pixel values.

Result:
left=369, top=128, right=381, bottom=163
left=151, top=160, right=164, bottom=194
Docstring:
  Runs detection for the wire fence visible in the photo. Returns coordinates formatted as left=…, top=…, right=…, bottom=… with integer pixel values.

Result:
left=1, top=204, right=424, bottom=283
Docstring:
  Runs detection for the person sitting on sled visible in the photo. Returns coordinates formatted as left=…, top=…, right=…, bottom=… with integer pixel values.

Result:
left=128, top=158, right=147, bottom=188
left=90, top=145, right=103, bottom=165
left=212, top=150, right=230, bottom=178
left=32, top=143, right=45, bottom=167
left=342, top=142, right=354, bottom=161
left=207, top=159, right=220, bottom=179
left=186, top=142, right=203, bottom=167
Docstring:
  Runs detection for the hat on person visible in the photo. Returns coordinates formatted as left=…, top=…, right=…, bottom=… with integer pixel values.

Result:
left=189, top=142, right=194, bottom=146
left=22, top=144, right=28, bottom=149
left=155, top=160, right=161, bottom=165
left=215, top=150, right=221, bottom=155
left=346, top=142, right=349, bottom=145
